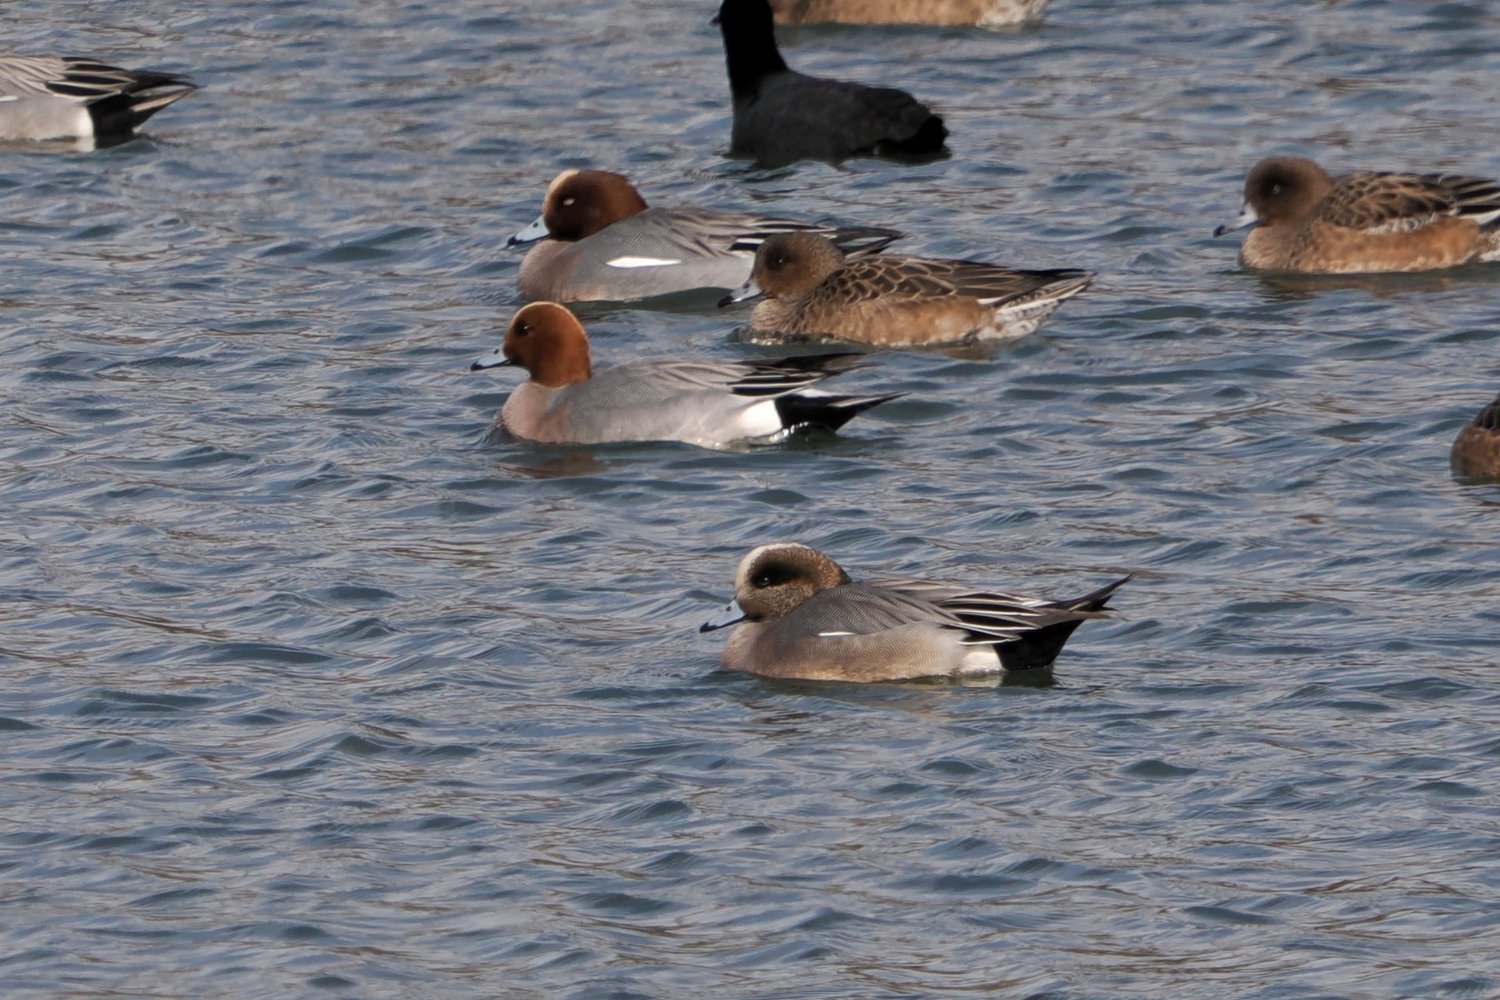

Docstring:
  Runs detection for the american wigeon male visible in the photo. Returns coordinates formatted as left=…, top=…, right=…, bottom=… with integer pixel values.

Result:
left=769, top=0, right=1049, bottom=27
left=470, top=302, right=899, bottom=448
left=509, top=169, right=901, bottom=303
left=0, top=54, right=195, bottom=145
left=720, top=231, right=1092, bottom=347
left=1216, top=156, right=1500, bottom=273
left=716, top=0, right=948, bottom=165
left=1452, top=393, right=1500, bottom=479
left=701, top=542, right=1129, bottom=682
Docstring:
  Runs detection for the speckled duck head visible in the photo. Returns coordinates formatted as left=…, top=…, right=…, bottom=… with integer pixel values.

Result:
left=702, top=542, right=854, bottom=632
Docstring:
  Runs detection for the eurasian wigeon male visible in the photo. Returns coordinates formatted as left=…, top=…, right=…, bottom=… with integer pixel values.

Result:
left=509, top=169, right=901, bottom=303
left=716, top=0, right=948, bottom=166
left=1216, top=156, right=1500, bottom=273
left=701, top=542, right=1129, bottom=682
left=0, top=53, right=195, bottom=145
left=768, top=0, right=1049, bottom=27
left=470, top=302, right=900, bottom=449
left=1452, top=393, right=1500, bottom=479
left=720, top=232, right=1092, bottom=347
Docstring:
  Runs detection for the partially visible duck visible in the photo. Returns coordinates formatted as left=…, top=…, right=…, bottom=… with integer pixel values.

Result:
left=701, top=542, right=1129, bottom=682
left=721, top=232, right=1092, bottom=347
left=509, top=168, right=901, bottom=303
left=471, top=302, right=900, bottom=448
left=769, top=0, right=1049, bottom=27
left=1452, top=393, right=1500, bottom=479
left=717, top=0, right=948, bottom=166
left=1216, top=155, right=1500, bottom=273
left=0, top=54, right=195, bottom=145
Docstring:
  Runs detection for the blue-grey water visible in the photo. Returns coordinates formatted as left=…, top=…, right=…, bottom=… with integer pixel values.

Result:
left=3, top=0, right=1500, bottom=996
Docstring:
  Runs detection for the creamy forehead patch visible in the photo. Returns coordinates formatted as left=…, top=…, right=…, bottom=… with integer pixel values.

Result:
left=545, top=168, right=580, bottom=199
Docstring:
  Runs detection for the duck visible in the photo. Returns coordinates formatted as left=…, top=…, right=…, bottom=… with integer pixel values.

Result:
left=701, top=542, right=1129, bottom=682
left=720, top=231, right=1092, bottom=346
left=470, top=302, right=900, bottom=448
left=716, top=0, right=948, bottom=165
left=768, top=0, right=1049, bottom=27
left=1452, top=393, right=1500, bottom=479
left=509, top=168, right=901, bottom=303
left=1215, top=155, right=1500, bottom=273
left=0, top=53, right=195, bottom=145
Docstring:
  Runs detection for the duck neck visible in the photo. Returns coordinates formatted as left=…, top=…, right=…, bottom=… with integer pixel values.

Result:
left=721, top=0, right=788, bottom=96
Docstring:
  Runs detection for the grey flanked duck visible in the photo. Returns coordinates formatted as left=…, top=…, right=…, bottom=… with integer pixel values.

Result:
left=702, top=542, right=1128, bottom=682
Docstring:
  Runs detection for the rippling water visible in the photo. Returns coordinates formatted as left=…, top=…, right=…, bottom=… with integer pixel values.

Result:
left=4, top=0, right=1500, bottom=996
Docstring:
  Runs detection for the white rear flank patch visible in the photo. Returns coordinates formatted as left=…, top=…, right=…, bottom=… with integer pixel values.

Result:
left=737, top=399, right=790, bottom=443
left=817, top=631, right=856, bottom=637
left=606, top=256, right=682, bottom=269
left=957, top=647, right=1003, bottom=674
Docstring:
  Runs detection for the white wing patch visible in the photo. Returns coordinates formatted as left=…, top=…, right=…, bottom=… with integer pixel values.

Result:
left=817, top=631, right=856, bottom=637
left=606, top=256, right=682, bottom=269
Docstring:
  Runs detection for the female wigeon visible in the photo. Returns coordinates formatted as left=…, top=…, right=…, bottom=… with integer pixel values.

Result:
left=769, top=0, right=1049, bottom=27
left=701, top=542, right=1129, bottom=682
left=510, top=169, right=901, bottom=303
left=717, top=0, right=948, bottom=166
left=1216, top=156, right=1500, bottom=273
left=1452, top=393, right=1500, bottom=479
left=720, top=232, right=1092, bottom=347
left=470, top=302, right=900, bottom=448
left=0, top=54, right=195, bottom=144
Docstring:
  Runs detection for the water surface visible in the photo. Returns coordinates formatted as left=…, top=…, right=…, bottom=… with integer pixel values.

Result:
left=3, top=0, right=1500, bottom=996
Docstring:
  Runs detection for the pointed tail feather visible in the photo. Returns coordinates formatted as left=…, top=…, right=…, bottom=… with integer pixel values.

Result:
left=994, top=575, right=1130, bottom=672
left=1056, top=574, right=1132, bottom=614
left=829, top=225, right=903, bottom=258
left=123, top=83, right=197, bottom=117
left=773, top=391, right=902, bottom=434
left=90, top=79, right=197, bottom=138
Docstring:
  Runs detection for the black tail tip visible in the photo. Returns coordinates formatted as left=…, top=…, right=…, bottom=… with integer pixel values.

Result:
left=1072, top=574, right=1132, bottom=612
left=774, top=391, right=901, bottom=434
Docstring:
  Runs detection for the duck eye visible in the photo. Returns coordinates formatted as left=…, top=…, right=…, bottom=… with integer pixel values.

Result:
left=752, top=573, right=773, bottom=588
left=1270, top=183, right=1282, bottom=195
left=516, top=323, right=530, bottom=337
left=562, top=197, right=576, bottom=207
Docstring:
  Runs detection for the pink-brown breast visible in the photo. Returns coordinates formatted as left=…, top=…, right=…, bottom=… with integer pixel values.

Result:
left=720, top=619, right=961, bottom=681
left=1242, top=216, right=1485, bottom=273
left=748, top=295, right=990, bottom=347
left=517, top=242, right=579, bottom=302
left=1452, top=423, right=1500, bottom=478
